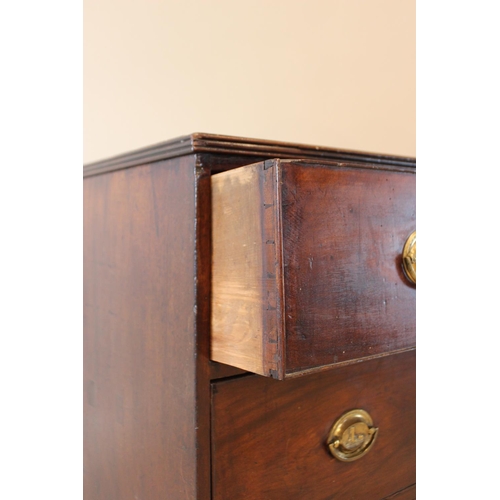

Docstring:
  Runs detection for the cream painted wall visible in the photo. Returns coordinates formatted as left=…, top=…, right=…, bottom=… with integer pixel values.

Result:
left=84, top=0, right=415, bottom=164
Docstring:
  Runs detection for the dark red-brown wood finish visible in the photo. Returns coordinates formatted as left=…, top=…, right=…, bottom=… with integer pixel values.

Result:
left=83, top=133, right=415, bottom=178
left=280, top=160, right=416, bottom=374
left=84, top=133, right=416, bottom=500
left=83, top=157, right=211, bottom=499
left=211, top=351, right=416, bottom=500
left=384, top=484, right=416, bottom=499
left=210, top=158, right=416, bottom=378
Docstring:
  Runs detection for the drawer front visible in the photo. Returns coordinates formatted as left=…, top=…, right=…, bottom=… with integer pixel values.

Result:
left=211, top=350, right=416, bottom=500
left=211, top=159, right=415, bottom=378
left=281, top=161, right=415, bottom=374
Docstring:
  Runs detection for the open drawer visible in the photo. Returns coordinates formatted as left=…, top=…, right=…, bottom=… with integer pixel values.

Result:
left=211, top=159, right=415, bottom=379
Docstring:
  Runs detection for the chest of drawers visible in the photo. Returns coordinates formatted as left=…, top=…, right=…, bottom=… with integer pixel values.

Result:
left=84, top=133, right=416, bottom=499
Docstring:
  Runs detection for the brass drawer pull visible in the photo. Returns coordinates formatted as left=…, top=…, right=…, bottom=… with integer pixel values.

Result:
left=402, top=230, right=416, bottom=284
left=327, top=409, right=378, bottom=462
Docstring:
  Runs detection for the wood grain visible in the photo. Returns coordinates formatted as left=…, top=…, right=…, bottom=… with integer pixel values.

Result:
left=282, top=160, right=416, bottom=374
left=83, top=156, right=210, bottom=499
left=211, top=161, right=284, bottom=378
left=211, top=164, right=264, bottom=374
left=83, top=132, right=416, bottom=178
left=193, top=160, right=212, bottom=498
left=384, top=484, right=416, bottom=499
left=211, top=350, right=416, bottom=500
left=211, top=159, right=415, bottom=378
left=84, top=135, right=416, bottom=499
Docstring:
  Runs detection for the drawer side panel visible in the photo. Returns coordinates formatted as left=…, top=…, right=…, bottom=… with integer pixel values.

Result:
left=211, top=161, right=284, bottom=378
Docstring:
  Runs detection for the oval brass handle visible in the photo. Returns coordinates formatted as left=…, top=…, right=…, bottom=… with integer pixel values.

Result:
left=327, top=409, right=378, bottom=462
left=402, top=230, right=416, bottom=285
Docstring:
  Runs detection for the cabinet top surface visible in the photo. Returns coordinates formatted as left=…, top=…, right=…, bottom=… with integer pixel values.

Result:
left=83, top=132, right=416, bottom=178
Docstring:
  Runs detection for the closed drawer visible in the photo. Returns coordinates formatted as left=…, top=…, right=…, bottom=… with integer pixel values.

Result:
left=211, top=350, right=416, bottom=500
left=211, top=159, right=416, bottom=379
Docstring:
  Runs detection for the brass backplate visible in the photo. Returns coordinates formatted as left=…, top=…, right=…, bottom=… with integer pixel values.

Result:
left=402, top=230, right=416, bottom=285
left=327, top=409, right=378, bottom=462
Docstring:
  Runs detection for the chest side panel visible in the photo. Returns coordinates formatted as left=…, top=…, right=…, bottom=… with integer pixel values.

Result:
left=83, top=156, right=208, bottom=499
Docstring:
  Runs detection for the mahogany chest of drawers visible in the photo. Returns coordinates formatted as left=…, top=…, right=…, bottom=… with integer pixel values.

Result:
left=84, top=133, right=416, bottom=499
